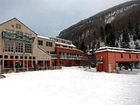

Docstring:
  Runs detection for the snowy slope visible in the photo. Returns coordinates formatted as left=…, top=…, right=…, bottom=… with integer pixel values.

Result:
left=105, top=3, right=138, bottom=23
left=0, top=67, right=140, bottom=105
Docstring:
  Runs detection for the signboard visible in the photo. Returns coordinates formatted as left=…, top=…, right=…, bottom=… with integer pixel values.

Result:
left=2, top=31, right=34, bottom=43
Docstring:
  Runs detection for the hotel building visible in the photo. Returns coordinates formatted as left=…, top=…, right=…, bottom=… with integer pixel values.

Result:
left=0, top=18, right=85, bottom=73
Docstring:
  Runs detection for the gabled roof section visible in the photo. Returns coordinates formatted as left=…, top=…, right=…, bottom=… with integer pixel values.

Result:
left=0, top=17, right=38, bottom=35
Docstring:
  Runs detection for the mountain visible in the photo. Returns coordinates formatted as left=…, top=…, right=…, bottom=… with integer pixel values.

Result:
left=58, top=0, right=140, bottom=51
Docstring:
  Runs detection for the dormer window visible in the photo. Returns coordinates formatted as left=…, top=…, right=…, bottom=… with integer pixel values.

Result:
left=11, top=25, right=14, bottom=28
left=16, top=23, right=21, bottom=29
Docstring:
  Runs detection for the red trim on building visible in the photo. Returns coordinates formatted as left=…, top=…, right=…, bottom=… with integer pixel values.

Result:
left=96, top=48, right=140, bottom=73
left=54, top=47, right=85, bottom=67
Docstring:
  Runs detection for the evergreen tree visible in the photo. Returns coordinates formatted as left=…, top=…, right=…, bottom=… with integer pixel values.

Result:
left=106, top=32, right=116, bottom=47
left=80, top=41, right=87, bottom=51
left=135, top=41, right=140, bottom=49
left=121, top=30, right=130, bottom=48
left=105, top=23, right=116, bottom=47
left=135, top=23, right=140, bottom=39
left=96, top=41, right=100, bottom=49
left=100, top=26, right=105, bottom=41
left=105, top=24, right=112, bottom=34
left=128, top=19, right=133, bottom=34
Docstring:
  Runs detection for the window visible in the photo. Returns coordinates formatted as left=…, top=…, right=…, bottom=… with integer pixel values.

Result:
left=136, top=54, right=138, bottom=59
left=46, top=41, right=52, bottom=47
left=4, top=39, right=14, bottom=52
left=10, top=56, right=14, bottom=59
left=11, top=25, right=14, bottom=28
left=38, top=40, right=43, bottom=45
left=4, top=55, right=8, bottom=59
left=16, top=24, right=21, bottom=29
left=29, top=56, right=32, bottom=59
left=129, top=54, right=131, bottom=58
left=20, top=56, right=23, bottom=59
left=15, top=42, right=23, bottom=52
left=121, top=54, right=123, bottom=58
left=25, top=43, right=32, bottom=53
left=46, top=42, right=48, bottom=46
left=49, top=42, right=52, bottom=47
left=15, top=56, right=18, bottom=59
left=62, top=40, right=65, bottom=43
left=0, top=55, right=3, bottom=58
left=25, top=56, right=27, bottom=59
left=33, top=57, right=36, bottom=59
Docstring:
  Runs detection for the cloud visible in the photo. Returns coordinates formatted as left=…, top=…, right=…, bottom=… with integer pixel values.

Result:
left=0, top=0, right=130, bottom=36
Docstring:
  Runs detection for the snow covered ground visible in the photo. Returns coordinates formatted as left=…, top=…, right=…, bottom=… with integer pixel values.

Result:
left=0, top=67, right=140, bottom=105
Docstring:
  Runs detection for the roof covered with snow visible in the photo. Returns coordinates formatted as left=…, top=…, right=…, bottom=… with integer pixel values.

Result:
left=55, top=41, right=76, bottom=48
left=96, top=47, right=140, bottom=53
left=38, top=35, right=50, bottom=40
left=50, top=37, right=72, bottom=43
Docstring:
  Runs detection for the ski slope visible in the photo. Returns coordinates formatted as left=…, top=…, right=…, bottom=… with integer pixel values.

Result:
left=0, top=67, right=140, bottom=105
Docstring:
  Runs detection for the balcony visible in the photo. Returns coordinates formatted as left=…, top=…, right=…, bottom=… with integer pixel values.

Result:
left=60, top=55, right=85, bottom=60
left=50, top=54, right=86, bottom=60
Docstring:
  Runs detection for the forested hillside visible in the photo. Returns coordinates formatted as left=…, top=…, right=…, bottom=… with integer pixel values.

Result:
left=59, top=0, right=140, bottom=51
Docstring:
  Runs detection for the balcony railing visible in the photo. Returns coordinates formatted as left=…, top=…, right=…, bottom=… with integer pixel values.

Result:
left=60, top=55, right=85, bottom=60
left=50, top=54, right=87, bottom=60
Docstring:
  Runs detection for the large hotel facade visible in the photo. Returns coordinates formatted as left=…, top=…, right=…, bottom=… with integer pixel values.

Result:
left=0, top=18, right=85, bottom=73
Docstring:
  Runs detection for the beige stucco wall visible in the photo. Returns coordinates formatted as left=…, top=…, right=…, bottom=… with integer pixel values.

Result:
left=37, top=37, right=55, bottom=52
left=0, top=18, right=37, bottom=55
left=0, top=18, right=52, bottom=61
left=33, top=38, right=51, bottom=61
left=0, top=27, right=3, bottom=54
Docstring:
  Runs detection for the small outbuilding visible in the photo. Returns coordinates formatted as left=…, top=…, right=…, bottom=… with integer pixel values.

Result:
left=95, top=47, right=140, bottom=73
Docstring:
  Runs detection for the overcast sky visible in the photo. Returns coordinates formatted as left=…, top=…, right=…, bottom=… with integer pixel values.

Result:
left=0, top=0, right=130, bottom=37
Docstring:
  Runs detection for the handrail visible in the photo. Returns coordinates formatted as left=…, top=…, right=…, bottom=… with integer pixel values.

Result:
left=37, top=46, right=49, bottom=54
